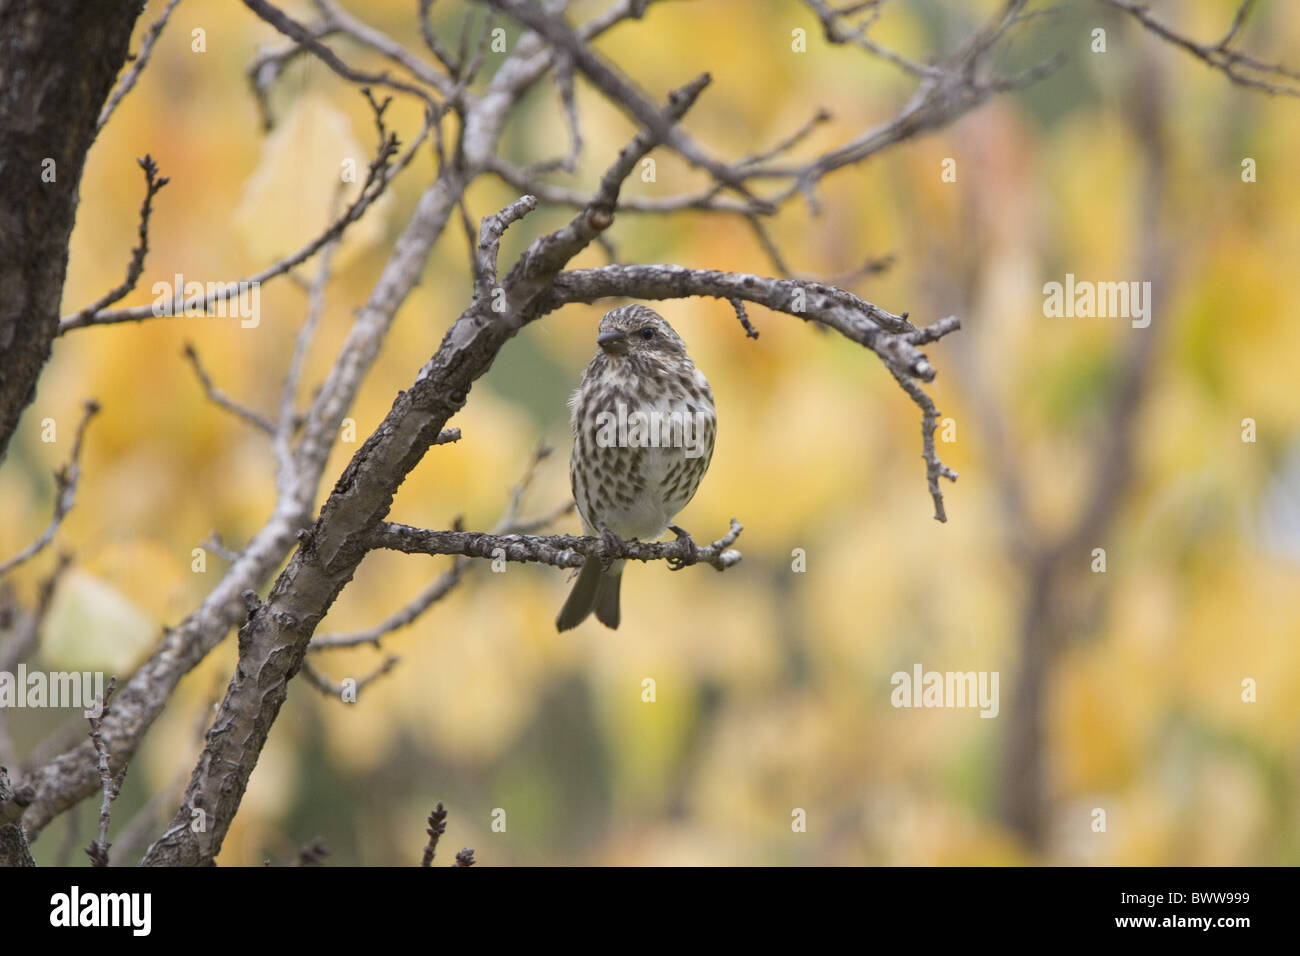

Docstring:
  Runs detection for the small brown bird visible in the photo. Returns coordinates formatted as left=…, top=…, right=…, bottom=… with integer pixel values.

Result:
left=557, top=305, right=717, bottom=631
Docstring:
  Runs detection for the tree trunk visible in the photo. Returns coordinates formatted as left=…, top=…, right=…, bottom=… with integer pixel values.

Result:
left=0, top=0, right=144, bottom=459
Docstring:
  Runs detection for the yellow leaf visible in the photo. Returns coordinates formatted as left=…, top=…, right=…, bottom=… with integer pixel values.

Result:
left=232, top=90, right=390, bottom=270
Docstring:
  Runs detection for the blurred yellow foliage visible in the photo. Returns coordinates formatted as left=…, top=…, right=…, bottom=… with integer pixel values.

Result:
left=3, top=0, right=1298, bottom=866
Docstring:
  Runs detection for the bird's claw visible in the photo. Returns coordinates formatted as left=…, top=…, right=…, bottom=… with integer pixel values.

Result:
left=598, top=524, right=625, bottom=572
left=666, top=525, right=698, bottom=571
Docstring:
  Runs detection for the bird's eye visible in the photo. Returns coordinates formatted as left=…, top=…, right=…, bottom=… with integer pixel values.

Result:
left=638, top=328, right=655, bottom=341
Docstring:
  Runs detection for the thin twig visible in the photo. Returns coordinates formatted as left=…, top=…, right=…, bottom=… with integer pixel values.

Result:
left=183, top=343, right=277, bottom=435
left=553, top=53, right=583, bottom=172
left=298, top=655, right=399, bottom=700
left=68, top=157, right=169, bottom=325
left=419, top=0, right=460, bottom=75
left=1101, top=0, right=1300, bottom=97
left=729, top=298, right=759, bottom=339
left=242, top=0, right=442, bottom=106
left=0, top=554, right=73, bottom=767
left=86, top=676, right=121, bottom=867
left=421, top=802, right=447, bottom=866
left=98, top=0, right=184, bottom=130
left=247, top=21, right=341, bottom=129
left=61, top=95, right=428, bottom=331
left=291, top=837, right=329, bottom=865
left=0, top=402, right=100, bottom=579
left=888, top=366, right=959, bottom=523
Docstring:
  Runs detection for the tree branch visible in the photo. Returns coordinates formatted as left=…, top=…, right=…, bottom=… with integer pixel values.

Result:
left=240, top=0, right=441, bottom=107
left=60, top=93, right=420, bottom=331
left=0, top=401, right=100, bottom=579
left=0, top=554, right=73, bottom=769
left=98, top=0, right=184, bottom=130
left=298, top=655, right=398, bottom=700
left=19, top=5, right=589, bottom=839
left=1101, top=0, right=1300, bottom=97
left=310, top=445, right=572, bottom=652
left=2, top=0, right=1055, bottom=862
left=0, top=0, right=145, bottom=460
left=182, top=343, right=276, bottom=435
left=137, top=75, right=731, bottom=866
left=0, top=767, right=37, bottom=867
left=85, top=677, right=122, bottom=867
left=371, top=518, right=745, bottom=570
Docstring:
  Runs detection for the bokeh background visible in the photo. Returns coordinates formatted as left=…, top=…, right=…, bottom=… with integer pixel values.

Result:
left=3, top=0, right=1298, bottom=865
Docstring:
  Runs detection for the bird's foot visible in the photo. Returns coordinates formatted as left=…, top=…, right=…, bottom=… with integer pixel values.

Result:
left=665, top=525, right=698, bottom=571
left=598, top=523, right=626, bottom=572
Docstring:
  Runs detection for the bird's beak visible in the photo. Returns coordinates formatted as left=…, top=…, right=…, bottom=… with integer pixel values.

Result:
left=597, top=329, right=628, bottom=355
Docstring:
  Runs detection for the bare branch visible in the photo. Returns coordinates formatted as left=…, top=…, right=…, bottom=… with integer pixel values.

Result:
left=503, top=73, right=713, bottom=289
left=20, top=151, right=458, bottom=844
left=311, top=446, right=572, bottom=651
left=1101, top=0, right=1300, bottom=97
left=485, top=0, right=767, bottom=206
left=737, top=107, right=834, bottom=168
left=86, top=676, right=121, bottom=867
left=98, top=0, right=184, bottom=130
left=248, top=21, right=341, bottom=129
left=485, top=155, right=759, bottom=215
left=416, top=801, right=476, bottom=866
left=136, top=79, right=734, bottom=864
left=475, top=195, right=541, bottom=302
left=421, top=802, right=447, bottom=866
left=66, top=156, right=169, bottom=325
left=456, top=9, right=497, bottom=88
left=905, top=314, right=961, bottom=346
left=276, top=236, right=340, bottom=478
left=0, top=0, right=146, bottom=463
left=370, top=518, right=745, bottom=571
left=182, top=343, right=276, bottom=435
left=804, top=0, right=941, bottom=79
left=0, top=554, right=73, bottom=767
left=1220, top=0, right=1258, bottom=49
left=419, top=0, right=459, bottom=75
left=540, top=264, right=959, bottom=517
left=0, top=554, right=71, bottom=675
left=43, top=0, right=995, bottom=866
left=312, top=0, right=455, bottom=96
left=204, top=533, right=245, bottom=568
left=887, top=365, right=959, bottom=523
left=241, top=0, right=441, bottom=106
left=999, top=54, right=1175, bottom=847
left=298, top=654, right=399, bottom=700
left=0, top=767, right=36, bottom=867
left=61, top=95, right=423, bottom=332
left=310, top=562, right=465, bottom=651
left=543, top=264, right=945, bottom=377
left=553, top=53, right=584, bottom=172
left=0, top=401, right=100, bottom=579
left=729, top=297, right=759, bottom=340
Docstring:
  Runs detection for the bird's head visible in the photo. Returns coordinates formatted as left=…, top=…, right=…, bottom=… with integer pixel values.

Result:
left=594, top=304, right=688, bottom=363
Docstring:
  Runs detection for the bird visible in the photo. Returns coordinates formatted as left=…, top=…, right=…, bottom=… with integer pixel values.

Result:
left=556, top=304, right=717, bottom=631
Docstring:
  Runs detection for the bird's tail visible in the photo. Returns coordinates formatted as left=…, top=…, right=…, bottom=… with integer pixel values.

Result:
left=556, top=557, right=623, bottom=631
